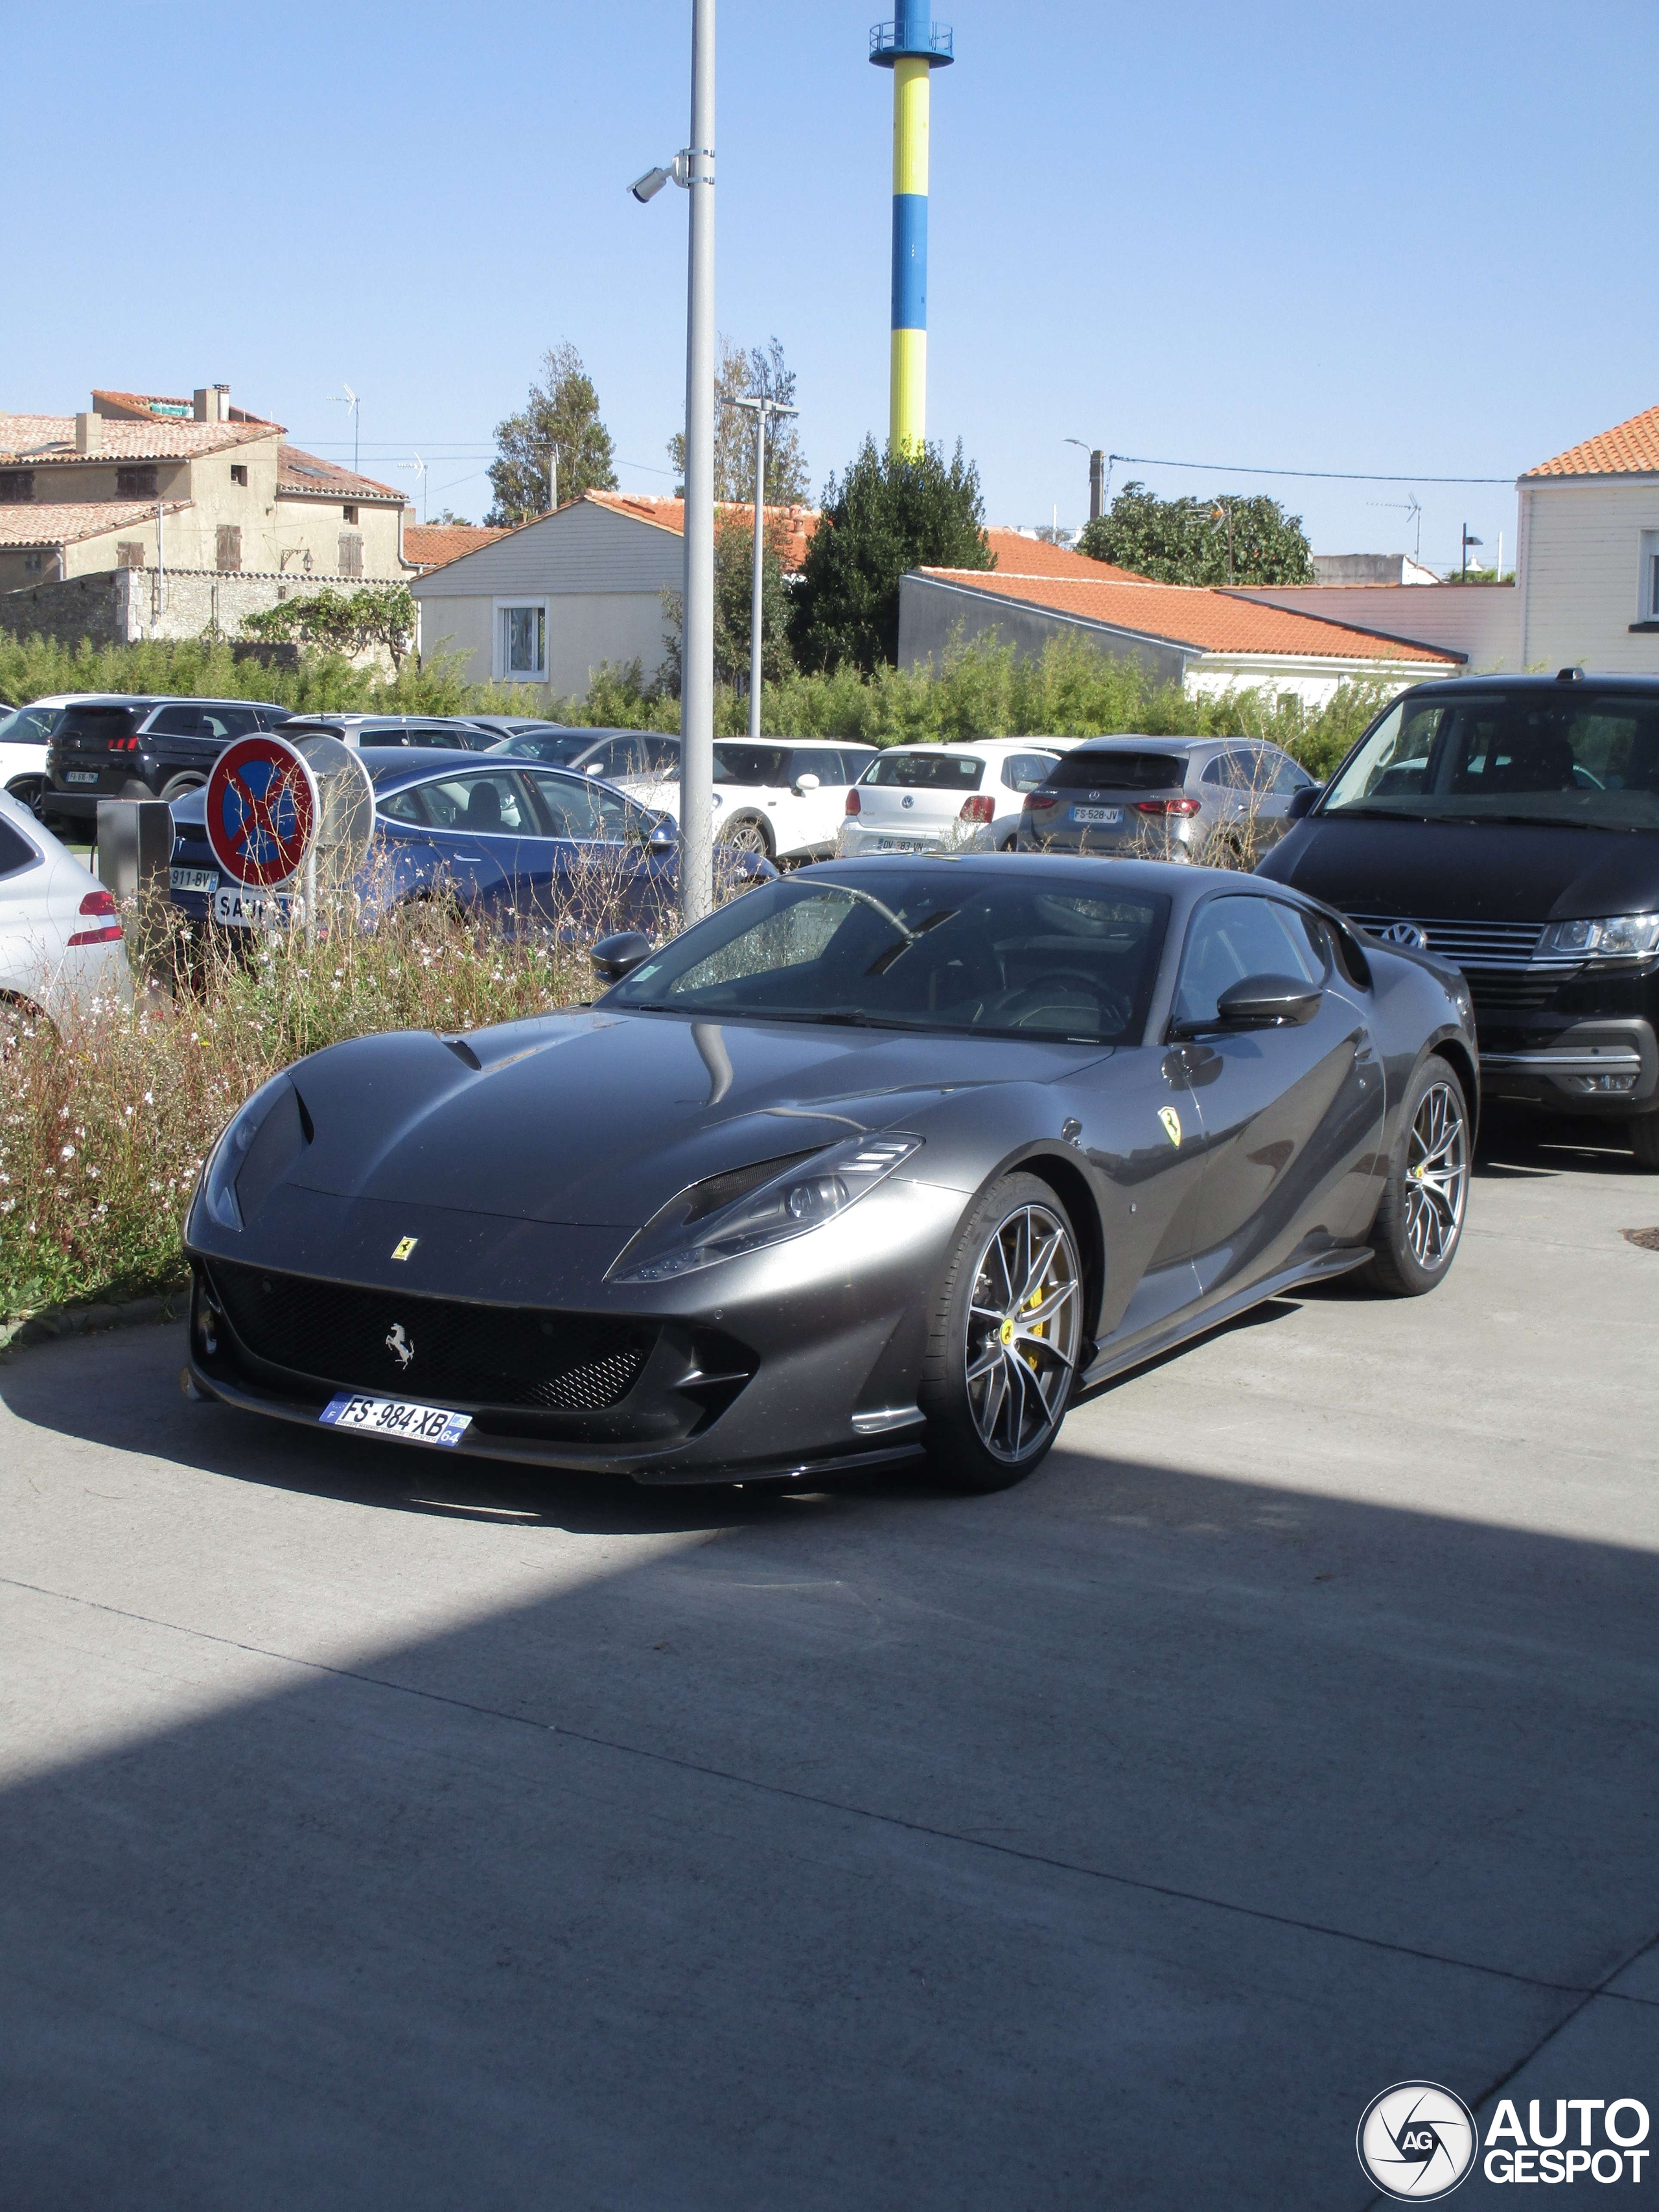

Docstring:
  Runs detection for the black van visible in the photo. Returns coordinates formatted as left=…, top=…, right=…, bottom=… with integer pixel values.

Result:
left=1257, top=671, right=1659, bottom=1166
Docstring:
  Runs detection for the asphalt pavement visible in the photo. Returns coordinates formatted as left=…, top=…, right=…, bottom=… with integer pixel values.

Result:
left=3, top=1108, right=1657, bottom=2209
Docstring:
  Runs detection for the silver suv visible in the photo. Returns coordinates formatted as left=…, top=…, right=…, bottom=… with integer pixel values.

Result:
left=1016, top=734, right=1316, bottom=862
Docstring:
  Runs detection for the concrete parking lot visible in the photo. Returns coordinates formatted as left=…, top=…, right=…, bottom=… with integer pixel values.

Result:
left=3, top=1109, right=1658, bottom=2208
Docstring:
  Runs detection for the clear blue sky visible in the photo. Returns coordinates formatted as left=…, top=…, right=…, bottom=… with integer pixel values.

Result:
left=8, top=0, right=1655, bottom=576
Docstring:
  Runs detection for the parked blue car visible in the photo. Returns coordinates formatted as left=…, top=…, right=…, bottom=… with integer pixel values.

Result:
left=165, top=746, right=774, bottom=937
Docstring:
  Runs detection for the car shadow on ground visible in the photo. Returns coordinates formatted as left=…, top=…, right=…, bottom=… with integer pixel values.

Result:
left=1475, top=1100, right=1647, bottom=1181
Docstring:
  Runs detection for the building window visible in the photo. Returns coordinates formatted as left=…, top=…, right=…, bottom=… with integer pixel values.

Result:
left=1643, top=533, right=1659, bottom=623
left=498, top=603, right=548, bottom=682
left=117, top=465, right=159, bottom=498
left=342, top=502, right=359, bottom=524
left=216, top=524, right=242, bottom=574
left=0, top=471, right=34, bottom=502
left=338, top=533, right=364, bottom=577
left=117, top=541, right=146, bottom=569
left=231, top=464, right=248, bottom=487
left=23, top=552, right=42, bottom=572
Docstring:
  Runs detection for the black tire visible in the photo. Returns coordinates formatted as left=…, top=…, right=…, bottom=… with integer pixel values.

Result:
left=717, top=811, right=774, bottom=861
left=1630, top=1113, right=1659, bottom=1171
left=1360, top=1053, right=1470, bottom=1296
left=159, top=774, right=206, bottom=804
left=5, top=776, right=45, bottom=821
left=920, top=1172, right=1084, bottom=1493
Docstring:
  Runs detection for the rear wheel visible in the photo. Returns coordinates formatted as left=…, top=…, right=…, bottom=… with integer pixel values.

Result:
left=717, top=811, right=774, bottom=860
left=159, top=773, right=206, bottom=804
left=921, top=1172, right=1083, bottom=1492
left=1360, top=1053, right=1470, bottom=1295
left=5, top=776, right=45, bottom=821
left=1629, top=1113, right=1659, bottom=1170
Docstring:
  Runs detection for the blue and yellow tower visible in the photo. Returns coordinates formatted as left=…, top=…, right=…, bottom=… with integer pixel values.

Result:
left=870, top=5, right=953, bottom=455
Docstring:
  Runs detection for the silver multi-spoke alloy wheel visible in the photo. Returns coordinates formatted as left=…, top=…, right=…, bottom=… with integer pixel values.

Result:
left=719, top=815, right=771, bottom=857
left=965, top=1201, right=1082, bottom=1463
left=1404, top=1078, right=1468, bottom=1271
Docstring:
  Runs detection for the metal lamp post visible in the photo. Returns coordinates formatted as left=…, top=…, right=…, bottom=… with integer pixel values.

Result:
left=725, top=391, right=798, bottom=741
left=631, top=0, right=717, bottom=926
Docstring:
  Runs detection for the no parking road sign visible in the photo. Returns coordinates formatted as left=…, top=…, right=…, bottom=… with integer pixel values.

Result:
left=205, top=734, right=319, bottom=888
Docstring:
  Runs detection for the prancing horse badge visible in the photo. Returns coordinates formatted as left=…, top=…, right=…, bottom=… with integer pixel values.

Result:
left=391, top=1237, right=419, bottom=1262
left=1158, top=1106, right=1182, bottom=1148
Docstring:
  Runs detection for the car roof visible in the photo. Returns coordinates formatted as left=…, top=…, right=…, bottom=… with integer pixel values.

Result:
left=356, top=745, right=614, bottom=788
left=1065, top=734, right=1228, bottom=754
left=1396, top=671, right=1659, bottom=698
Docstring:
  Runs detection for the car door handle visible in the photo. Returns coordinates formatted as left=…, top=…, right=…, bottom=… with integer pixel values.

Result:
left=452, top=850, right=484, bottom=861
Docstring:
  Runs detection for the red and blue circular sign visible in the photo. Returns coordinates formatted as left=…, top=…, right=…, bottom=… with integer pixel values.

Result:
left=205, top=734, right=319, bottom=888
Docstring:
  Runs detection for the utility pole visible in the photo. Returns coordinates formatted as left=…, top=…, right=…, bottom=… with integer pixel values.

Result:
left=726, top=390, right=798, bottom=741
left=1064, top=438, right=1106, bottom=525
left=680, top=0, right=717, bottom=924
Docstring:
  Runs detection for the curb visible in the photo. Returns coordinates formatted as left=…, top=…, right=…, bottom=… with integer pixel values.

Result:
left=0, top=1287, right=187, bottom=1356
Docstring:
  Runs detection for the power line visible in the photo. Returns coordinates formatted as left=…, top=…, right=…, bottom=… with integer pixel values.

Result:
left=1108, top=452, right=1514, bottom=487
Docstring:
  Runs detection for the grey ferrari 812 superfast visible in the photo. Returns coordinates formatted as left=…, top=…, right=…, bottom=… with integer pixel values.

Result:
left=183, top=856, right=1478, bottom=1492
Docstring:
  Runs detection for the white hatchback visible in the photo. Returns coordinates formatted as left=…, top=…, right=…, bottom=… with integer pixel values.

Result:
left=840, top=739, right=1064, bottom=856
left=609, top=739, right=881, bottom=864
left=0, top=791, right=131, bottom=1028
left=0, top=695, right=80, bottom=819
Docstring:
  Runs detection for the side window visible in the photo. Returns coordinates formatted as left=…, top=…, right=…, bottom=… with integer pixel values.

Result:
left=149, top=705, right=205, bottom=737
left=1001, top=752, right=1054, bottom=792
left=0, top=817, right=39, bottom=879
left=644, top=736, right=680, bottom=774
left=1268, top=752, right=1313, bottom=796
left=1171, top=895, right=1326, bottom=1030
left=377, top=787, right=430, bottom=826
left=838, top=750, right=876, bottom=786
left=1200, top=756, right=1227, bottom=786
left=792, top=747, right=841, bottom=785
left=424, top=773, right=532, bottom=833
left=529, top=772, right=634, bottom=841
left=214, top=708, right=261, bottom=739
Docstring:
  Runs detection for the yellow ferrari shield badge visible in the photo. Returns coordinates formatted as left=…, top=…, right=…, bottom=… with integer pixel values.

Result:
left=391, top=1237, right=419, bottom=1262
left=1158, top=1106, right=1182, bottom=1148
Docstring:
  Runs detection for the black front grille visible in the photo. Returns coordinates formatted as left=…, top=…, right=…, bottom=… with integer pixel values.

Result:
left=206, top=1260, right=655, bottom=1412
left=1466, top=971, right=1570, bottom=1018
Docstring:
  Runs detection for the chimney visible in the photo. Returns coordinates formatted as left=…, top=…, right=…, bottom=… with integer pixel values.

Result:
left=215, top=382, right=232, bottom=421
left=193, top=386, right=222, bottom=423
left=75, top=412, right=102, bottom=454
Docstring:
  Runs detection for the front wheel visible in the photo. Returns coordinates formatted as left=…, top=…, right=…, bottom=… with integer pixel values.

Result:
left=159, top=774, right=206, bottom=804
left=1360, top=1053, right=1470, bottom=1296
left=717, top=811, right=774, bottom=860
left=5, top=776, right=46, bottom=821
left=920, top=1172, right=1084, bottom=1492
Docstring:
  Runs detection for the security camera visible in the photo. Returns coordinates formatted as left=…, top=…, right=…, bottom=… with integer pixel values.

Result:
left=629, top=167, right=671, bottom=204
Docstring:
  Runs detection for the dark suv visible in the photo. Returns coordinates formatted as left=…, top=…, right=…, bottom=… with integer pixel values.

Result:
left=45, top=695, right=292, bottom=826
left=1257, top=671, right=1659, bottom=1166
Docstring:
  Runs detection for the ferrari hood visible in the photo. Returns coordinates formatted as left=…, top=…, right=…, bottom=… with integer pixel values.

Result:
left=281, top=1009, right=1109, bottom=1228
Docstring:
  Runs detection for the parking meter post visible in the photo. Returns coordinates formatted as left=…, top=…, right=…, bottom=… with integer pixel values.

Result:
left=748, top=404, right=766, bottom=743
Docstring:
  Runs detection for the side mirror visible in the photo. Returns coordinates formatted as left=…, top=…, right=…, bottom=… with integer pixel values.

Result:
left=1215, top=973, right=1322, bottom=1029
left=645, top=817, right=677, bottom=850
left=793, top=773, right=820, bottom=795
left=590, top=929, right=653, bottom=983
left=1286, top=784, right=1323, bottom=821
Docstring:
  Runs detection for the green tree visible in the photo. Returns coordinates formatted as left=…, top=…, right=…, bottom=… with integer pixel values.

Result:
left=1078, top=482, right=1314, bottom=586
left=486, top=343, right=617, bottom=526
left=669, top=336, right=810, bottom=507
left=789, top=437, right=992, bottom=673
left=240, top=582, right=419, bottom=672
left=659, top=510, right=796, bottom=697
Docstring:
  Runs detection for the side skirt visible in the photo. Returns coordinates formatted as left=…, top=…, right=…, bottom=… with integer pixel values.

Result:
left=1076, top=1244, right=1373, bottom=1395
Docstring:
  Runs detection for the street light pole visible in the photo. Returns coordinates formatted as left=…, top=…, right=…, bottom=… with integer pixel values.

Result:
left=727, top=391, right=798, bottom=741
left=679, top=0, right=717, bottom=926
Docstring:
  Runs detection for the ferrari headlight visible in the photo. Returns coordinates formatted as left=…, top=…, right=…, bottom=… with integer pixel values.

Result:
left=610, top=1133, right=922, bottom=1285
left=1540, top=914, right=1659, bottom=960
left=200, top=1074, right=293, bottom=1231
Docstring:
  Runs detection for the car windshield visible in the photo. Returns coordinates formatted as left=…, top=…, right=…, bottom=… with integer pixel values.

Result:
left=0, top=704, right=61, bottom=745
left=487, top=731, right=594, bottom=765
left=606, top=868, right=1168, bottom=1044
left=863, top=752, right=985, bottom=791
left=1043, top=751, right=1187, bottom=791
left=1323, top=691, right=1659, bottom=830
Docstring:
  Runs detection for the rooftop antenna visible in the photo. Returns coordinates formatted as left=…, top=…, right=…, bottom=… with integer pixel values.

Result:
left=332, top=384, right=360, bottom=477
left=399, top=452, right=428, bottom=522
left=1366, top=493, right=1424, bottom=563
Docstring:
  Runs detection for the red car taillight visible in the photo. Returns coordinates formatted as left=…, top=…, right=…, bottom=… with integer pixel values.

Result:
left=1134, top=796, right=1201, bottom=816
left=844, top=788, right=861, bottom=815
left=959, top=794, right=995, bottom=824
left=67, top=888, right=123, bottom=946
left=1023, top=792, right=1060, bottom=810
left=106, top=735, right=141, bottom=753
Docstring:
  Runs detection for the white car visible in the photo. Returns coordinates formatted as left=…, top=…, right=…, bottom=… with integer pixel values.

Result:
left=0, top=791, right=131, bottom=1027
left=603, top=738, right=881, bottom=864
left=840, top=739, right=1065, bottom=856
left=0, top=695, right=82, bottom=819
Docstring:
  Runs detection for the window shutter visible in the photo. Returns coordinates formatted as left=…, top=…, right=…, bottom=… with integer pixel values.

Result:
left=339, top=533, right=364, bottom=577
left=117, top=541, right=145, bottom=570
left=216, top=525, right=242, bottom=574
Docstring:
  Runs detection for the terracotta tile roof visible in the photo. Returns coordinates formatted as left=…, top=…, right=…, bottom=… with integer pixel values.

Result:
left=0, top=411, right=272, bottom=464
left=402, top=522, right=511, bottom=568
left=1523, top=402, right=1659, bottom=479
left=277, top=443, right=404, bottom=504
left=916, top=567, right=1463, bottom=664
left=585, top=490, right=820, bottom=572
left=91, top=388, right=280, bottom=428
left=982, top=528, right=1148, bottom=583
left=0, top=498, right=192, bottom=548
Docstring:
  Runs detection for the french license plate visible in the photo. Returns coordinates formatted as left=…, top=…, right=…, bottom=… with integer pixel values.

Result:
left=213, top=885, right=284, bottom=929
left=875, top=835, right=926, bottom=851
left=172, top=867, right=216, bottom=894
left=319, top=1393, right=472, bottom=1447
left=64, top=771, right=99, bottom=786
left=1070, top=805, right=1123, bottom=824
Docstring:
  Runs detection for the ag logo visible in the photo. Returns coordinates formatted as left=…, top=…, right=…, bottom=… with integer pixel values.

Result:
left=385, top=1323, right=415, bottom=1370
left=1158, top=1105, right=1182, bottom=1147
left=1357, top=2082, right=1478, bottom=2200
